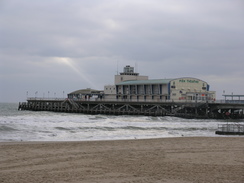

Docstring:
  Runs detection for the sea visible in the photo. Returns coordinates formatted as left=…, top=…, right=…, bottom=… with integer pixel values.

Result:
left=0, top=103, right=243, bottom=142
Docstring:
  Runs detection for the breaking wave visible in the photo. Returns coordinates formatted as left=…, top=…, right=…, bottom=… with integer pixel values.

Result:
left=0, top=103, right=243, bottom=142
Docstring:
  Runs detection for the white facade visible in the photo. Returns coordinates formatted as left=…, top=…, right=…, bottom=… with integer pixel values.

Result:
left=114, top=65, right=148, bottom=84
left=104, top=85, right=116, bottom=94
left=169, top=78, right=215, bottom=101
left=114, top=74, right=148, bottom=84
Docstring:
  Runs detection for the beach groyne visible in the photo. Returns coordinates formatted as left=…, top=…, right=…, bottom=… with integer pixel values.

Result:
left=18, top=98, right=244, bottom=119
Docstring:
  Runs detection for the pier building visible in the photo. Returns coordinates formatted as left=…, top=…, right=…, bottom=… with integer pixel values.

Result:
left=67, top=88, right=103, bottom=100
left=104, top=65, right=216, bottom=102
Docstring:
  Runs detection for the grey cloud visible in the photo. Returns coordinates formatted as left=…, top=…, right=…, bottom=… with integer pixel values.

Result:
left=1, top=0, right=244, bottom=102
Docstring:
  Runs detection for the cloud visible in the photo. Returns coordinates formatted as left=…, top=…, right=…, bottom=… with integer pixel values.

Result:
left=0, top=0, right=244, bottom=102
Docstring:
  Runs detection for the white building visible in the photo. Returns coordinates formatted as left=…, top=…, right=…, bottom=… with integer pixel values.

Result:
left=104, top=65, right=216, bottom=102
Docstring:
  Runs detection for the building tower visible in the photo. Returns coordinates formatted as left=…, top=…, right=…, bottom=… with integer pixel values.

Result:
left=114, top=65, right=148, bottom=84
left=120, top=65, right=139, bottom=76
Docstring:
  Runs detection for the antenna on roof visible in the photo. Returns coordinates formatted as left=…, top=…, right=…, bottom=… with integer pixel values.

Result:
left=117, top=60, right=119, bottom=75
left=135, top=62, right=137, bottom=73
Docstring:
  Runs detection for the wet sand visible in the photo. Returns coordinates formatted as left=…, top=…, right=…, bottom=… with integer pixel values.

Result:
left=0, top=137, right=243, bottom=183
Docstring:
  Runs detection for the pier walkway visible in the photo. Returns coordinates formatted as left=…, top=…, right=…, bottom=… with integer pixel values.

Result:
left=18, top=98, right=244, bottom=119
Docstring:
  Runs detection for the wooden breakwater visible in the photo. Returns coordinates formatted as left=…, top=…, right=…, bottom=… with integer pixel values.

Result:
left=18, top=98, right=244, bottom=119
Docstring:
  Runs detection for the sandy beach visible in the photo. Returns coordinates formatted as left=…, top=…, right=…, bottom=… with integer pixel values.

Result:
left=0, top=137, right=243, bottom=183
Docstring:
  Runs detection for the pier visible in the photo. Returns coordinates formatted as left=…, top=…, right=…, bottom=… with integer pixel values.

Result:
left=19, top=65, right=244, bottom=119
left=18, top=98, right=244, bottom=119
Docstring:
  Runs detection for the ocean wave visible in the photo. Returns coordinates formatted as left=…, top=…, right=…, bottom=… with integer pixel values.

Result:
left=54, top=125, right=169, bottom=132
left=1, top=103, right=243, bottom=141
left=0, top=125, right=18, bottom=132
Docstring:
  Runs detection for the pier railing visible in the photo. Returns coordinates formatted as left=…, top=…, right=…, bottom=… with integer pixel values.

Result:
left=217, top=124, right=244, bottom=133
left=26, top=97, right=244, bottom=104
left=27, top=97, right=66, bottom=101
left=27, top=97, right=219, bottom=103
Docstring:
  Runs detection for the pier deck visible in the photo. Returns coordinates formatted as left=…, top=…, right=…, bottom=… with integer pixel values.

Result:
left=18, top=98, right=244, bottom=119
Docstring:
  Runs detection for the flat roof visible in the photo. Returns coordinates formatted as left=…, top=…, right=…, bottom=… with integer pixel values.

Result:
left=116, top=79, right=173, bottom=85
left=68, top=89, right=102, bottom=95
left=116, top=77, right=208, bottom=86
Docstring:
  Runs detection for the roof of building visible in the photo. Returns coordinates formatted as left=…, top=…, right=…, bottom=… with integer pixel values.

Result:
left=116, top=77, right=208, bottom=86
left=68, top=88, right=103, bottom=95
left=116, top=79, right=173, bottom=85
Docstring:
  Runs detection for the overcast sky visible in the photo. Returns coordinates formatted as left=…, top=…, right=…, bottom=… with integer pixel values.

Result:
left=1, top=0, right=244, bottom=103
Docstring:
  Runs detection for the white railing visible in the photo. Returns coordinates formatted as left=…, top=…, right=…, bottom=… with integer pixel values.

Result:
left=27, top=97, right=66, bottom=101
left=217, top=124, right=244, bottom=133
